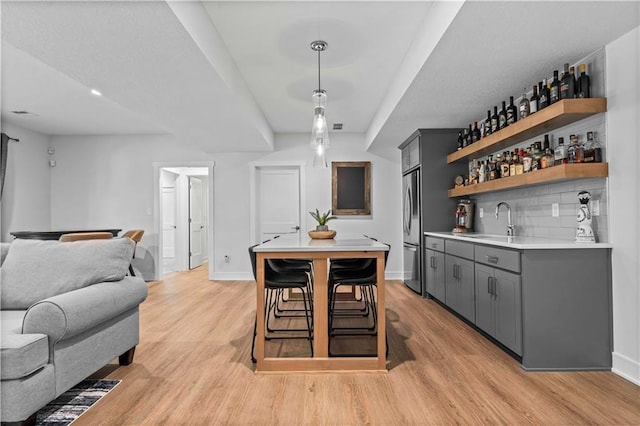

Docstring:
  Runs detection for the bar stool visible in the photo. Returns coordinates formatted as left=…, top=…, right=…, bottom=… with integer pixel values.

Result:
left=249, top=244, right=314, bottom=363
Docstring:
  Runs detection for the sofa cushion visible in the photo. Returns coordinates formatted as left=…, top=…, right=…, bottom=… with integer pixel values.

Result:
left=1, top=311, right=49, bottom=380
left=0, top=238, right=135, bottom=310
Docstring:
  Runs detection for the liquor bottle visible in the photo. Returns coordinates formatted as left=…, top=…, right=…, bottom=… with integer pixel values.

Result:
left=471, top=121, right=481, bottom=143
left=567, top=134, right=583, bottom=163
left=457, top=131, right=464, bottom=151
left=550, top=70, right=561, bottom=104
left=495, top=153, right=503, bottom=178
left=560, top=63, right=576, bottom=100
left=514, top=152, right=524, bottom=175
left=522, top=146, right=532, bottom=173
left=509, top=150, right=518, bottom=176
left=490, top=106, right=500, bottom=133
left=467, top=124, right=473, bottom=146
left=538, top=79, right=550, bottom=109
left=519, top=90, right=530, bottom=119
left=478, top=160, right=486, bottom=183
left=577, top=64, right=591, bottom=98
left=488, top=155, right=497, bottom=180
left=554, top=137, right=568, bottom=165
left=529, top=85, right=539, bottom=114
left=569, top=66, right=577, bottom=97
left=506, top=96, right=518, bottom=125
left=498, top=101, right=508, bottom=129
left=531, top=142, right=543, bottom=171
left=583, top=131, right=602, bottom=163
left=501, top=151, right=511, bottom=178
left=484, top=110, right=492, bottom=138
left=469, top=159, right=477, bottom=184
left=541, top=135, right=554, bottom=168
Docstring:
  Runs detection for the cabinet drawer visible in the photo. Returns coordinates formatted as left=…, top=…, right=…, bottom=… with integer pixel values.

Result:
left=445, top=239, right=474, bottom=260
left=474, top=245, right=521, bottom=273
left=425, top=237, right=445, bottom=252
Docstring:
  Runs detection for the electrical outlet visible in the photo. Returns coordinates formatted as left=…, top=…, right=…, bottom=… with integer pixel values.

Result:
left=592, top=200, right=600, bottom=216
left=552, top=203, right=559, bottom=217
left=479, top=207, right=484, bottom=218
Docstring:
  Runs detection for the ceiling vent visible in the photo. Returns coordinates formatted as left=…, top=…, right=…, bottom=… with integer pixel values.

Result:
left=332, top=123, right=343, bottom=130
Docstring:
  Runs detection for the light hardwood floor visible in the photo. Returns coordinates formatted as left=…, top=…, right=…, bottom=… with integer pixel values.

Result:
left=82, top=266, right=639, bottom=425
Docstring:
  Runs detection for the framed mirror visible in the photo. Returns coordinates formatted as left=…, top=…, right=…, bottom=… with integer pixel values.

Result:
left=331, top=161, right=371, bottom=215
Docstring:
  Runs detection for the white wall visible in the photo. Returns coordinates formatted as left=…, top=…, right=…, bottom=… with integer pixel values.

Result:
left=46, top=132, right=403, bottom=281
left=0, top=122, right=51, bottom=241
left=606, top=26, right=640, bottom=385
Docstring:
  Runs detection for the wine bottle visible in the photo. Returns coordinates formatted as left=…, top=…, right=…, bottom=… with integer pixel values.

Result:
left=506, top=96, right=517, bottom=125
left=519, top=90, right=530, bottom=119
left=560, top=63, right=576, bottom=100
left=484, top=110, right=492, bottom=138
left=550, top=70, right=560, bottom=104
left=490, top=106, right=499, bottom=133
left=539, top=79, right=550, bottom=109
left=529, top=85, right=539, bottom=114
left=471, top=121, right=481, bottom=143
left=457, top=131, right=464, bottom=151
left=498, top=101, right=508, bottom=129
left=577, top=63, right=591, bottom=98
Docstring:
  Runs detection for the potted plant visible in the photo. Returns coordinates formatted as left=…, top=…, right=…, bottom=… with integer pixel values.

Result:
left=309, top=208, right=336, bottom=231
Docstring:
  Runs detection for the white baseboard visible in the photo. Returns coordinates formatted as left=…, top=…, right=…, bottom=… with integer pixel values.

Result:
left=612, top=352, right=640, bottom=386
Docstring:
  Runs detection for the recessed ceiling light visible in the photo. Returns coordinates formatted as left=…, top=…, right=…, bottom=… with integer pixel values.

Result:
left=91, top=89, right=102, bottom=96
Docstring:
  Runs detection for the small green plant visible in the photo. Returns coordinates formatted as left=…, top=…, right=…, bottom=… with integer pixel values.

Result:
left=309, top=208, right=337, bottom=226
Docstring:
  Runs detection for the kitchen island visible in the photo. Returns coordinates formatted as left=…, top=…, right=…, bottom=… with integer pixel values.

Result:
left=424, top=232, right=612, bottom=371
left=253, top=235, right=389, bottom=373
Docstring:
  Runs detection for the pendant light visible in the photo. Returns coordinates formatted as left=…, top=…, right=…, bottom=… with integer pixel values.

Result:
left=310, top=40, right=329, bottom=168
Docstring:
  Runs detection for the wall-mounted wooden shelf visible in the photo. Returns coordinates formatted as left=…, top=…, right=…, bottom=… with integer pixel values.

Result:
left=447, top=98, right=607, bottom=164
left=448, top=163, right=609, bottom=198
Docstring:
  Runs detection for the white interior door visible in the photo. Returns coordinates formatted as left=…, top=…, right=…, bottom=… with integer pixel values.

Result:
left=162, top=186, right=177, bottom=273
left=257, top=167, right=301, bottom=242
left=189, top=176, right=205, bottom=269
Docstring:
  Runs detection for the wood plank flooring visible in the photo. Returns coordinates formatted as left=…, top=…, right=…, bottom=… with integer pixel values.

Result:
left=81, top=266, right=639, bottom=425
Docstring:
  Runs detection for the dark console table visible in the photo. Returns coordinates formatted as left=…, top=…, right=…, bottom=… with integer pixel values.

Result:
left=11, top=229, right=122, bottom=240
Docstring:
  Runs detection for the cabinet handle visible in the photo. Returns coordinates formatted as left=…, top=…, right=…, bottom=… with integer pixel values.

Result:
left=487, top=276, right=491, bottom=294
left=492, top=277, right=497, bottom=298
left=486, top=255, right=499, bottom=264
left=430, top=256, right=435, bottom=269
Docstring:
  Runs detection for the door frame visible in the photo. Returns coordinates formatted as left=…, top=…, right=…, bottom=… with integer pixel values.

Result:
left=249, top=161, right=306, bottom=245
left=153, top=161, right=215, bottom=280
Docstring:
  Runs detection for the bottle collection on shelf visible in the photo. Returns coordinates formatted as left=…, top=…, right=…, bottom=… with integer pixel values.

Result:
left=457, top=62, right=592, bottom=150
left=461, top=131, right=602, bottom=186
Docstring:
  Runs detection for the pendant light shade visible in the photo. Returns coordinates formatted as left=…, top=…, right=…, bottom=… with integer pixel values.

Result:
left=310, top=40, right=329, bottom=168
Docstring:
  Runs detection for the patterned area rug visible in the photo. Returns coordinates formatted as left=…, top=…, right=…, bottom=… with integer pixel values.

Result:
left=36, top=379, right=120, bottom=425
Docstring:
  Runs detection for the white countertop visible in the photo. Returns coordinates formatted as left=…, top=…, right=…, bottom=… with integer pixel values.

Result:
left=254, top=233, right=390, bottom=252
left=424, top=231, right=613, bottom=249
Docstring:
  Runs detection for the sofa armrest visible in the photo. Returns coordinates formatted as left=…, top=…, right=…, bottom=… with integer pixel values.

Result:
left=22, top=277, right=148, bottom=343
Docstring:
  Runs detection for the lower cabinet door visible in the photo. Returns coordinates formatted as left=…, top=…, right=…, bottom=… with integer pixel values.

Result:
left=474, top=263, right=494, bottom=334
left=494, top=269, right=522, bottom=355
left=425, top=249, right=445, bottom=301
left=444, top=255, right=459, bottom=312
left=457, top=257, right=475, bottom=323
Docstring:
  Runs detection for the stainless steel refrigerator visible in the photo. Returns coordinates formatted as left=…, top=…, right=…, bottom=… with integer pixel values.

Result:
left=399, top=129, right=468, bottom=296
left=402, top=168, right=421, bottom=293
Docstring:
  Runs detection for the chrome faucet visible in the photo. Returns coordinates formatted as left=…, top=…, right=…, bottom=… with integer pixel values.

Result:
left=495, top=202, right=515, bottom=236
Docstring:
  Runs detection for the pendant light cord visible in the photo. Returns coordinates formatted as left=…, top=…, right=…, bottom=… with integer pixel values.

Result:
left=317, top=49, right=321, bottom=92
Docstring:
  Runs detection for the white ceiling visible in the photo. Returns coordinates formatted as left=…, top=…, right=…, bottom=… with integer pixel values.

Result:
left=1, top=1, right=639, bottom=158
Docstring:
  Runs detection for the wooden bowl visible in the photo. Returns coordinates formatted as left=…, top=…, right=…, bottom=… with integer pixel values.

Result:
left=308, top=230, right=336, bottom=239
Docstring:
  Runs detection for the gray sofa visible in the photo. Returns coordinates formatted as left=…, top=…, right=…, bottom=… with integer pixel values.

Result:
left=0, top=238, right=148, bottom=425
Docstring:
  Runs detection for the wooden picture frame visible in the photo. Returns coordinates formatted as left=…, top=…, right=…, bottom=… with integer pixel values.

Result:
left=332, top=161, right=371, bottom=215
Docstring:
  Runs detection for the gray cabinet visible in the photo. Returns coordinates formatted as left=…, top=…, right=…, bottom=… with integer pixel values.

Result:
left=445, top=255, right=475, bottom=322
left=425, top=248, right=445, bottom=302
left=424, top=237, right=445, bottom=301
left=475, top=263, right=522, bottom=355
left=444, top=240, right=475, bottom=322
left=400, top=135, right=420, bottom=173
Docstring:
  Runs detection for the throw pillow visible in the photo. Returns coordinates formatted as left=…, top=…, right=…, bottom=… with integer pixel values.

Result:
left=0, top=238, right=135, bottom=309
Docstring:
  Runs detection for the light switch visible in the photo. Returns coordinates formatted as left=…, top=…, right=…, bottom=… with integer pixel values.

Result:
left=479, top=208, right=484, bottom=218
left=146, top=207, right=152, bottom=216
left=552, top=203, right=559, bottom=217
